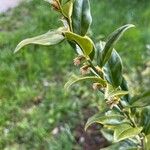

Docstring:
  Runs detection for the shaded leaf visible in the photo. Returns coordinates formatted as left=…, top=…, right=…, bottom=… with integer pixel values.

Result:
left=114, top=124, right=142, bottom=142
left=129, top=90, right=150, bottom=108
left=64, top=31, right=94, bottom=56
left=85, top=112, right=124, bottom=131
left=96, top=41, right=123, bottom=87
left=14, top=27, right=66, bottom=53
left=96, top=41, right=105, bottom=66
left=100, top=24, right=135, bottom=67
left=72, top=0, right=92, bottom=36
left=120, top=76, right=131, bottom=102
left=140, top=108, right=150, bottom=135
left=64, top=74, right=106, bottom=91
left=104, top=50, right=123, bottom=87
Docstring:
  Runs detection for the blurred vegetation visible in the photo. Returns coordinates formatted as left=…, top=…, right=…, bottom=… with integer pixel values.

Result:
left=0, top=0, right=149, bottom=149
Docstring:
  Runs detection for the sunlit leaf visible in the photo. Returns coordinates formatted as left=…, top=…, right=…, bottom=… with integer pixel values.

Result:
left=64, top=74, right=106, bottom=91
left=114, top=124, right=142, bottom=142
left=64, top=31, right=94, bottom=56
left=85, top=112, right=124, bottom=131
left=62, top=0, right=74, bottom=18
left=14, top=27, right=66, bottom=53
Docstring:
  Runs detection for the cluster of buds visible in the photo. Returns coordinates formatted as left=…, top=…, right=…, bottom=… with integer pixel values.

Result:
left=80, top=65, right=90, bottom=75
left=73, top=55, right=85, bottom=66
left=47, top=0, right=60, bottom=11
left=106, top=97, right=119, bottom=109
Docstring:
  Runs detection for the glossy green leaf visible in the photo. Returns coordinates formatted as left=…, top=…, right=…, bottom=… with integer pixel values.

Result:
left=96, top=41, right=123, bottom=87
left=104, top=50, right=123, bottom=87
left=14, top=27, right=66, bottom=53
left=62, top=0, right=74, bottom=18
left=100, top=24, right=135, bottom=67
left=64, top=74, right=106, bottom=91
left=72, top=0, right=92, bottom=36
left=129, top=90, right=150, bottom=108
left=114, top=124, right=142, bottom=142
left=96, top=41, right=105, bottom=66
left=64, top=31, right=94, bottom=56
left=85, top=112, right=124, bottom=131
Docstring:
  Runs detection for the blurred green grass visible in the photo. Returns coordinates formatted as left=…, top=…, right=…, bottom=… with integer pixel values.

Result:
left=0, top=0, right=149, bottom=149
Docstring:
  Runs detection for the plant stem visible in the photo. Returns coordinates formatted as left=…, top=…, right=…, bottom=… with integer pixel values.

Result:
left=118, top=102, right=145, bottom=150
left=87, top=59, right=103, bottom=78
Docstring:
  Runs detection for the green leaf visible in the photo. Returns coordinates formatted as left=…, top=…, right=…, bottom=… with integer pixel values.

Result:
left=96, top=41, right=123, bottom=87
left=105, top=84, right=128, bottom=100
left=64, top=31, right=94, bottom=56
left=104, top=50, right=123, bottom=87
left=85, top=112, right=124, bottom=131
left=129, top=90, right=150, bottom=108
left=114, top=124, right=142, bottom=142
left=120, top=76, right=131, bottom=102
left=64, top=74, right=106, bottom=91
left=100, top=24, right=135, bottom=66
left=14, top=27, right=66, bottom=53
left=96, top=41, right=105, bottom=66
left=62, top=0, right=74, bottom=18
left=140, top=108, right=150, bottom=135
left=72, top=0, right=92, bottom=36
left=101, top=140, right=138, bottom=150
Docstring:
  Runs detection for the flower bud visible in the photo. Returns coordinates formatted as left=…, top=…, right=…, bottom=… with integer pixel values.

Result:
left=73, top=55, right=85, bottom=66
left=80, top=65, right=90, bottom=75
left=92, top=83, right=102, bottom=90
left=48, top=0, right=60, bottom=11
left=106, top=97, right=119, bottom=109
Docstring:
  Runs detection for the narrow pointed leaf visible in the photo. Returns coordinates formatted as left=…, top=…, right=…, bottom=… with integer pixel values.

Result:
left=85, top=112, right=124, bottom=131
left=96, top=42, right=123, bottom=87
left=64, top=74, right=106, bottom=91
left=114, top=124, right=142, bottom=142
left=100, top=24, right=135, bottom=66
left=72, top=0, right=92, bottom=36
left=65, top=31, right=94, bottom=56
left=14, top=27, right=66, bottom=53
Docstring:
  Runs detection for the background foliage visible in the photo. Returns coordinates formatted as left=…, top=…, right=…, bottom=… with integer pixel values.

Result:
left=0, top=0, right=149, bottom=149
